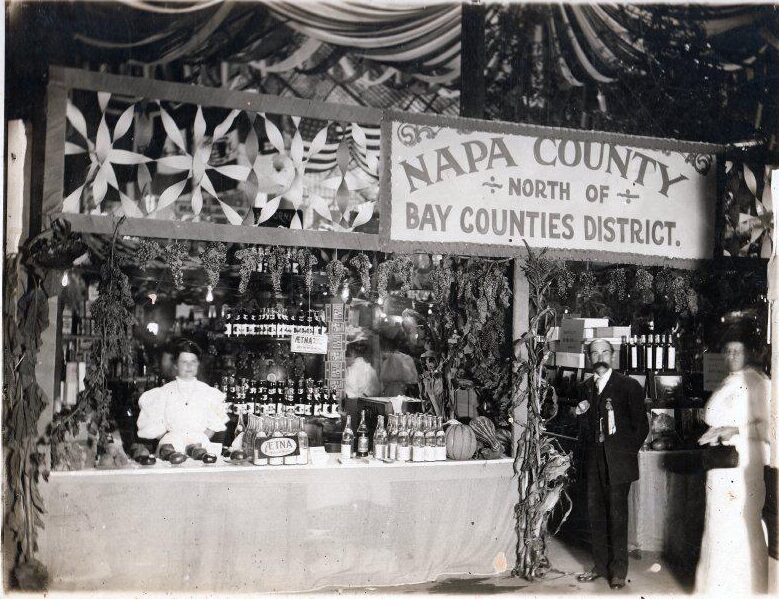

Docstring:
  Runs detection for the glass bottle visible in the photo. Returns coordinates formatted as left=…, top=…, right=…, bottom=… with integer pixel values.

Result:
left=397, top=414, right=410, bottom=462
left=424, top=415, right=436, bottom=462
left=435, top=416, right=447, bottom=461
left=412, top=417, right=425, bottom=462
left=297, top=416, right=309, bottom=465
left=252, top=416, right=269, bottom=466
left=341, top=415, right=354, bottom=461
left=283, top=417, right=298, bottom=465
left=373, top=415, right=388, bottom=460
left=268, top=417, right=284, bottom=466
left=356, top=409, right=369, bottom=457
left=629, top=335, right=639, bottom=373
left=387, top=414, right=398, bottom=461
left=667, top=334, right=677, bottom=372
left=655, top=334, right=665, bottom=372
left=224, top=308, right=233, bottom=337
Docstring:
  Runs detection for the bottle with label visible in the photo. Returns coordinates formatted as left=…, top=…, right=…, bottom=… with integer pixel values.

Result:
left=387, top=414, right=398, bottom=461
left=435, top=416, right=447, bottom=461
left=642, top=334, right=652, bottom=373
left=223, top=309, right=233, bottom=337
left=397, top=414, right=410, bottom=462
left=373, top=415, right=388, bottom=460
left=283, top=417, right=297, bottom=465
left=655, top=334, right=666, bottom=372
left=424, top=415, right=436, bottom=462
left=411, top=418, right=425, bottom=462
left=341, top=415, right=354, bottom=461
left=666, top=334, right=677, bottom=372
left=629, top=336, right=639, bottom=373
left=356, top=410, right=370, bottom=457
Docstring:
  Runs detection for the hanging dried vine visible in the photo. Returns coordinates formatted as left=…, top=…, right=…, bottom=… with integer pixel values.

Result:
left=349, top=253, right=372, bottom=295
left=200, top=242, right=227, bottom=288
left=235, top=246, right=262, bottom=294
left=295, top=247, right=318, bottom=292
left=162, top=241, right=189, bottom=290
left=512, top=244, right=572, bottom=581
left=326, top=255, right=347, bottom=296
left=136, top=238, right=162, bottom=270
left=267, top=246, right=288, bottom=295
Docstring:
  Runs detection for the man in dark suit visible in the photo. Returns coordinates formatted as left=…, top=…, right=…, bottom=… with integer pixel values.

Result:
left=575, top=339, right=649, bottom=590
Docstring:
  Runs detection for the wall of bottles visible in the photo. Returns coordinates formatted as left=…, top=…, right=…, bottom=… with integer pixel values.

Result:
left=622, top=333, right=678, bottom=374
left=220, top=377, right=341, bottom=418
left=223, top=307, right=329, bottom=339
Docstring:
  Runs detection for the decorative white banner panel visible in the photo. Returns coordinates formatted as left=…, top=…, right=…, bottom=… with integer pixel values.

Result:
left=388, top=118, right=718, bottom=260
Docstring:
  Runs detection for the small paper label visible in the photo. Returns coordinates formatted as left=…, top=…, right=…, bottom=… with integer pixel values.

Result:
left=290, top=333, right=328, bottom=354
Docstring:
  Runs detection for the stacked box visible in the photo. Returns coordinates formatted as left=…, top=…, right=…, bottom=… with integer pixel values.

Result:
left=325, top=303, right=349, bottom=398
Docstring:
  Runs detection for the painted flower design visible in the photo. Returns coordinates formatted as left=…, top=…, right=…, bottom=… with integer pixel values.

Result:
left=64, top=92, right=151, bottom=217
left=154, top=105, right=250, bottom=224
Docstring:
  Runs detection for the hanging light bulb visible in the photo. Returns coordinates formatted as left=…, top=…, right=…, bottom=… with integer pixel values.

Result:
left=148, top=293, right=157, bottom=305
left=341, top=286, right=350, bottom=301
left=206, top=285, right=214, bottom=303
left=61, top=271, right=69, bottom=287
left=377, top=296, right=384, bottom=306
left=146, top=322, right=159, bottom=335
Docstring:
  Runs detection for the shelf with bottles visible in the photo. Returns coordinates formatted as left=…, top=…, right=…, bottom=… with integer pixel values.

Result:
left=221, top=306, right=329, bottom=341
left=341, top=410, right=447, bottom=464
left=221, top=376, right=342, bottom=420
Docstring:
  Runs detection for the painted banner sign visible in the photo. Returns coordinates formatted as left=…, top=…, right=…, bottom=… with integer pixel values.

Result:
left=388, top=118, right=718, bottom=260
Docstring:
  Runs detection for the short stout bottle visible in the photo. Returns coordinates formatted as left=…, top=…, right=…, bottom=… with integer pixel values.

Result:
left=341, top=415, right=354, bottom=461
left=436, top=416, right=447, bottom=461
left=412, top=418, right=426, bottom=462
left=387, top=415, right=398, bottom=461
left=424, top=415, right=436, bottom=462
left=356, top=410, right=370, bottom=458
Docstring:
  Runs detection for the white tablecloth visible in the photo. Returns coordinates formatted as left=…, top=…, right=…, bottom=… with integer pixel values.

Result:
left=39, top=456, right=517, bottom=593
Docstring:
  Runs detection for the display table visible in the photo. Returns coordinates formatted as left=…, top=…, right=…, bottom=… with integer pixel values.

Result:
left=628, top=449, right=706, bottom=565
left=39, top=456, right=517, bottom=593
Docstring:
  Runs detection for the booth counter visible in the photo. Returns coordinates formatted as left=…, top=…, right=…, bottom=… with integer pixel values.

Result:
left=40, top=457, right=516, bottom=593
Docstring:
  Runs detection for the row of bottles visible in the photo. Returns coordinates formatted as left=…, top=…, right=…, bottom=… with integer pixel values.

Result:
left=622, top=334, right=677, bottom=374
left=342, top=412, right=447, bottom=463
left=224, top=307, right=328, bottom=338
left=241, top=414, right=309, bottom=466
left=221, top=377, right=341, bottom=418
left=250, top=247, right=300, bottom=275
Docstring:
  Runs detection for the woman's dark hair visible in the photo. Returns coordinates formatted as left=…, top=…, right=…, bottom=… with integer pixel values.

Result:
left=719, top=323, right=761, bottom=355
left=170, top=339, right=202, bottom=361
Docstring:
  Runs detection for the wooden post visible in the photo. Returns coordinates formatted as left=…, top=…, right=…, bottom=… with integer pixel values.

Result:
left=460, top=1, right=486, bottom=119
left=511, top=259, right=530, bottom=452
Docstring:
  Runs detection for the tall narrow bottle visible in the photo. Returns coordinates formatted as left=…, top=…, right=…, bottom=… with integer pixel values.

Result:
left=655, top=334, right=666, bottom=372
left=666, top=334, right=677, bottom=372
left=283, top=417, right=298, bottom=465
left=435, top=416, right=447, bottom=461
left=412, top=418, right=425, bottom=462
left=397, top=415, right=410, bottom=462
left=356, top=410, right=369, bottom=458
left=373, top=415, right=388, bottom=460
left=268, top=417, right=284, bottom=466
left=629, top=336, right=639, bottom=373
left=297, top=417, right=309, bottom=465
left=643, top=334, right=653, bottom=373
left=424, top=415, right=436, bottom=462
left=252, top=417, right=269, bottom=466
left=341, top=415, right=354, bottom=461
left=387, top=414, right=398, bottom=461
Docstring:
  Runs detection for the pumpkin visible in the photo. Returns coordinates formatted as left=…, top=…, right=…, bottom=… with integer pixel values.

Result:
left=469, top=416, right=500, bottom=451
left=445, top=422, right=478, bottom=460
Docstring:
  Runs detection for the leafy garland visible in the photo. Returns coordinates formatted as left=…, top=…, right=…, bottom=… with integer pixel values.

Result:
left=512, top=245, right=572, bottom=580
left=3, top=255, right=50, bottom=590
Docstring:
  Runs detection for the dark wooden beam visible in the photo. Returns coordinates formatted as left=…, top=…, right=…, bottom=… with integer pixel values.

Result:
left=460, top=2, right=486, bottom=119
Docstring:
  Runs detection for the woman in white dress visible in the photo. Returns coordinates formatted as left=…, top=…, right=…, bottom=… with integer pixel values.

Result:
left=696, top=334, right=770, bottom=595
left=137, top=340, right=228, bottom=461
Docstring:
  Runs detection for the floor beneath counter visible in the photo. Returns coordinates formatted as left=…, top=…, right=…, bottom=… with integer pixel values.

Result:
left=320, top=536, right=693, bottom=595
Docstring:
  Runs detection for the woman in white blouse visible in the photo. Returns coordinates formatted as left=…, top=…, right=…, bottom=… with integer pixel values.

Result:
left=137, top=340, right=228, bottom=460
left=696, top=331, right=770, bottom=594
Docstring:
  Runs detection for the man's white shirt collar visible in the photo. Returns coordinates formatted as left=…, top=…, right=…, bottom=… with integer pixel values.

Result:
left=594, top=368, right=613, bottom=393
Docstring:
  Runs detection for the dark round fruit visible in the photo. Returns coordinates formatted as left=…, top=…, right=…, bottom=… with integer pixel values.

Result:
left=168, top=452, right=187, bottom=465
left=230, top=450, right=245, bottom=462
left=139, top=455, right=157, bottom=466
left=202, top=453, right=217, bottom=464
